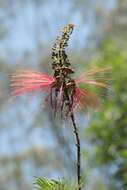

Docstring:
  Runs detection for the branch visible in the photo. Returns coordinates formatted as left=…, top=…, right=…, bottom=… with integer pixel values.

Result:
left=71, top=113, right=81, bottom=190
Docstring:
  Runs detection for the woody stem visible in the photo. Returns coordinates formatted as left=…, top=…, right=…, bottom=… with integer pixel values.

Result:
left=71, top=113, right=81, bottom=190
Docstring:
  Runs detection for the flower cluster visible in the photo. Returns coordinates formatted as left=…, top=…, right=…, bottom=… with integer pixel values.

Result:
left=10, top=24, right=110, bottom=117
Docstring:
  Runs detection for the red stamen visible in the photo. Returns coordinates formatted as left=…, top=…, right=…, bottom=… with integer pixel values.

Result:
left=10, top=70, right=55, bottom=96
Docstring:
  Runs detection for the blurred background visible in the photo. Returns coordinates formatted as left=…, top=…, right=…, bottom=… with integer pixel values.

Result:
left=0, top=0, right=127, bottom=189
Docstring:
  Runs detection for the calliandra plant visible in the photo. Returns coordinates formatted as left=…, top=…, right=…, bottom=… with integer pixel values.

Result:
left=10, top=24, right=110, bottom=190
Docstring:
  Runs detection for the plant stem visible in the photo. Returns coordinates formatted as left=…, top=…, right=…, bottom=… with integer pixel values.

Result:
left=71, top=113, right=81, bottom=190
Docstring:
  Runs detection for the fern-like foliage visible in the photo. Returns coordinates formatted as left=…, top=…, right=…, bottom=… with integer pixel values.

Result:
left=34, top=177, right=56, bottom=190
left=34, top=177, right=77, bottom=190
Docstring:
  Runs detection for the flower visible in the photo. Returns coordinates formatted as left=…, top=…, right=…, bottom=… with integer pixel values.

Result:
left=73, top=67, right=111, bottom=112
left=10, top=70, right=55, bottom=96
left=10, top=67, right=110, bottom=113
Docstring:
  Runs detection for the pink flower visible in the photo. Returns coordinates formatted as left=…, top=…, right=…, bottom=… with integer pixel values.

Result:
left=73, top=67, right=111, bottom=111
left=10, top=67, right=110, bottom=113
left=10, top=70, right=55, bottom=96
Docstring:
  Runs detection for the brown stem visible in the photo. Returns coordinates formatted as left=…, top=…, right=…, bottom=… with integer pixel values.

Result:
left=71, top=113, right=81, bottom=190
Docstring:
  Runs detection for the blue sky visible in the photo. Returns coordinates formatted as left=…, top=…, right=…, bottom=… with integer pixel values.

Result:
left=0, top=0, right=116, bottom=62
